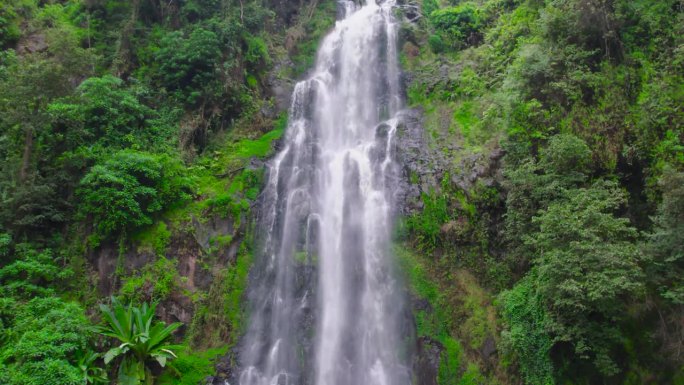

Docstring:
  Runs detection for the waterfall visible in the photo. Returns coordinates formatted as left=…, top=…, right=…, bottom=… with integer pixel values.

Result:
left=237, top=1, right=411, bottom=385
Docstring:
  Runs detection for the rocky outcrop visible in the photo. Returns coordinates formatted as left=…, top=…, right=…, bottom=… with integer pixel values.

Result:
left=414, top=336, right=443, bottom=385
left=88, top=213, right=245, bottom=331
left=394, top=107, right=449, bottom=214
left=393, top=75, right=506, bottom=385
left=16, top=33, right=48, bottom=55
left=267, top=58, right=296, bottom=112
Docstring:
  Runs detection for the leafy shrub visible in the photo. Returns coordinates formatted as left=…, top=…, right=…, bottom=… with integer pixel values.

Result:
left=75, top=349, right=108, bottom=384
left=49, top=76, right=154, bottom=150
left=504, top=38, right=597, bottom=109
left=538, top=133, right=593, bottom=179
left=512, top=180, right=643, bottom=380
left=499, top=276, right=554, bottom=385
left=244, top=34, right=270, bottom=66
left=533, top=181, right=643, bottom=375
left=156, top=28, right=222, bottom=103
left=1, top=297, right=91, bottom=385
left=455, top=67, right=485, bottom=98
left=0, top=233, right=10, bottom=258
left=430, top=3, right=483, bottom=49
left=632, top=75, right=684, bottom=176
left=0, top=179, right=70, bottom=237
left=503, top=134, right=592, bottom=267
left=422, top=0, right=440, bottom=19
left=0, top=5, right=21, bottom=48
left=428, top=34, right=446, bottom=53
left=180, top=0, right=220, bottom=22
left=78, top=150, right=193, bottom=238
left=157, top=346, right=227, bottom=385
left=240, top=2, right=275, bottom=33
left=0, top=246, right=72, bottom=298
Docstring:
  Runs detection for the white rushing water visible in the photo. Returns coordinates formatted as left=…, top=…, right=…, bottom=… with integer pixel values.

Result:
left=237, top=1, right=411, bottom=385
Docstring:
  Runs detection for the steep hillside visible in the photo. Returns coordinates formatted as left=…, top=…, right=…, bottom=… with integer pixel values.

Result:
left=393, top=0, right=683, bottom=384
left=0, top=0, right=336, bottom=383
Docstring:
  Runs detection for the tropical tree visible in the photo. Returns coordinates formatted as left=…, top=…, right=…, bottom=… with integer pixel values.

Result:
left=97, top=297, right=181, bottom=385
left=646, top=168, right=684, bottom=305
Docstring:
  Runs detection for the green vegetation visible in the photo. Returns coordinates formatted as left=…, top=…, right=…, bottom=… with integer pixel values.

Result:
left=282, top=0, right=337, bottom=77
left=400, top=0, right=683, bottom=383
left=0, top=241, right=88, bottom=385
left=188, top=242, right=254, bottom=348
left=646, top=168, right=684, bottom=305
left=97, top=298, right=181, bottom=385
left=0, top=0, right=681, bottom=383
left=120, top=257, right=179, bottom=302
left=157, top=346, right=228, bottom=385
left=430, top=3, right=483, bottom=50
left=0, top=296, right=91, bottom=385
left=79, top=150, right=193, bottom=240
left=0, top=0, right=336, bottom=382
left=505, top=180, right=643, bottom=378
left=396, top=245, right=500, bottom=384
left=0, top=243, right=179, bottom=385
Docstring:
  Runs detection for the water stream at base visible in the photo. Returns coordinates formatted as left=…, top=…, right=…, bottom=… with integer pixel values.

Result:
left=236, top=2, right=411, bottom=384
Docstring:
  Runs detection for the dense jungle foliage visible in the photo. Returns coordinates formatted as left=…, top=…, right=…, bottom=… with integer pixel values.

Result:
left=0, top=0, right=681, bottom=384
left=399, top=0, right=683, bottom=383
left=0, top=0, right=332, bottom=383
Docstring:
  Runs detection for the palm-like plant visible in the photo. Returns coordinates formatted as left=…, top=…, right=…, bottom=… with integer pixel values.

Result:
left=97, top=297, right=181, bottom=385
left=75, top=349, right=108, bottom=384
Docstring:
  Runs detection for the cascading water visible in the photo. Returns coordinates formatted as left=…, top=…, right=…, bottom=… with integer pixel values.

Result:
left=237, top=1, right=411, bottom=385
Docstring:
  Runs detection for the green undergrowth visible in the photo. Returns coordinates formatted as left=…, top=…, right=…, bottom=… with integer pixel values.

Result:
left=395, top=244, right=502, bottom=384
left=164, top=115, right=285, bottom=226
left=121, top=116, right=285, bottom=305
left=187, top=241, right=254, bottom=350
left=119, top=256, right=183, bottom=302
left=403, top=175, right=507, bottom=291
left=131, top=221, right=172, bottom=256
left=223, top=242, right=254, bottom=336
left=394, top=244, right=464, bottom=384
left=403, top=45, right=502, bottom=162
left=157, top=345, right=229, bottom=385
left=399, top=0, right=684, bottom=381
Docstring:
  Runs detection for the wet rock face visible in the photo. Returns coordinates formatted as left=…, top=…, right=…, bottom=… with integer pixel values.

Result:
left=90, top=243, right=156, bottom=298
left=394, top=107, right=448, bottom=215
left=393, top=106, right=505, bottom=385
left=88, top=214, right=245, bottom=332
left=205, top=348, right=238, bottom=385
left=393, top=109, right=445, bottom=385
left=393, top=107, right=505, bottom=217
left=267, top=58, right=296, bottom=113
left=414, top=337, right=443, bottom=385
left=93, top=245, right=120, bottom=296
left=157, top=291, right=194, bottom=333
